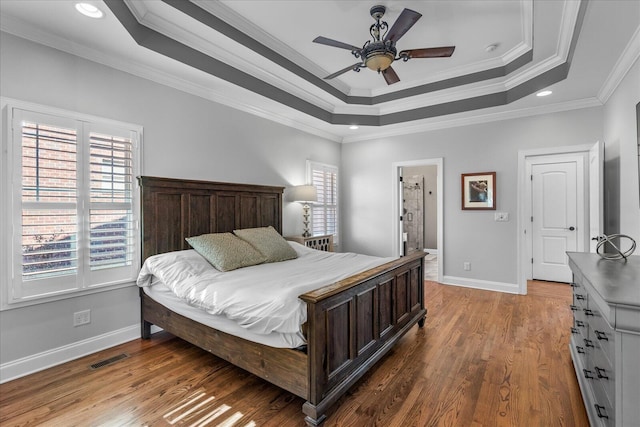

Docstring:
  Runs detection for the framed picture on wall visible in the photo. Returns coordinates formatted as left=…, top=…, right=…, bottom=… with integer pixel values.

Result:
left=461, top=172, right=496, bottom=210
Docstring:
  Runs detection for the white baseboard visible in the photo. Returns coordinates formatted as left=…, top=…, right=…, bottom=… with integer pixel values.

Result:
left=441, top=275, right=521, bottom=294
left=0, top=324, right=162, bottom=384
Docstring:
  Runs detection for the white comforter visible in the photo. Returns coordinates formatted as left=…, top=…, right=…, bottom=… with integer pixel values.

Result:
left=137, top=243, right=392, bottom=336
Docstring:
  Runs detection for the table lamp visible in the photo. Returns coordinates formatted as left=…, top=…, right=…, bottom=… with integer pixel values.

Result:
left=289, top=185, right=317, bottom=237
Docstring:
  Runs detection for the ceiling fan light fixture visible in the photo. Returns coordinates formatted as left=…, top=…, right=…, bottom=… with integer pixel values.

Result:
left=313, top=5, right=455, bottom=85
left=363, top=42, right=396, bottom=72
left=365, top=52, right=395, bottom=71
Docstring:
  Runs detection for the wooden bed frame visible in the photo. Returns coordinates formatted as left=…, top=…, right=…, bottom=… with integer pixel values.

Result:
left=138, top=176, right=426, bottom=426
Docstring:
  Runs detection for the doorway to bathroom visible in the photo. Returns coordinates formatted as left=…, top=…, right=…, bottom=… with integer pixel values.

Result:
left=392, top=158, right=443, bottom=283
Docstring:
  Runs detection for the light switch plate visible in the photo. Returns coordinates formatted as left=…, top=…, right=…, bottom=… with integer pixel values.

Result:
left=494, top=212, right=509, bottom=222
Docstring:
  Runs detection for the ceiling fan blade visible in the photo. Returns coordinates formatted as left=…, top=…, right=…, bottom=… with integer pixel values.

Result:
left=399, top=46, right=456, bottom=59
left=313, top=36, right=361, bottom=52
left=384, top=8, right=422, bottom=43
left=382, top=66, right=400, bottom=85
left=324, top=63, right=364, bottom=80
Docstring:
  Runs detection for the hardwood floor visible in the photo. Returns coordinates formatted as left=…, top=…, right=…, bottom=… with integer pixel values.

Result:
left=0, top=281, right=588, bottom=426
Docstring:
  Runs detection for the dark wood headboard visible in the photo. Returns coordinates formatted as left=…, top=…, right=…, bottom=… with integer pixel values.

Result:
left=138, top=176, right=284, bottom=261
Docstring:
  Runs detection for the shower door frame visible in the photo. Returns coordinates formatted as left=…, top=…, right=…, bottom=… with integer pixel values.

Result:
left=402, top=175, right=425, bottom=251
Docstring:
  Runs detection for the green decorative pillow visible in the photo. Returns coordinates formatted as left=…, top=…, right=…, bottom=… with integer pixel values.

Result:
left=185, top=232, right=266, bottom=271
left=233, top=226, right=298, bottom=263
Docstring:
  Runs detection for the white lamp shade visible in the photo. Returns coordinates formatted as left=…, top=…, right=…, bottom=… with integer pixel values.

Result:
left=288, top=185, right=317, bottom=203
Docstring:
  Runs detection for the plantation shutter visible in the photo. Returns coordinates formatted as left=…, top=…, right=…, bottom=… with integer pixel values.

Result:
left=88, top=130, right=136, bottom=286
left=21, top=120, right=79, bottom=287
left=10, top=107, right=140, bottom=303
left=308, top=161, right=339, bottom=244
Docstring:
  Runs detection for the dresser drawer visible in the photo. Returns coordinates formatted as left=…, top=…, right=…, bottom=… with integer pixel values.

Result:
left=570, top=335, right=589, bottom=368
left=589, top=312, right=615, bottom=367
left=592, top=346, right=615, bottom=407
left=573, top=289, right=588, bottom=309
left=591, top=379, right=615, bottom=427
left=572, top=318, right=588, bottom=341
left=571, top=269, right=584, bottom=289
left=573, top=309, right=588, bottom=338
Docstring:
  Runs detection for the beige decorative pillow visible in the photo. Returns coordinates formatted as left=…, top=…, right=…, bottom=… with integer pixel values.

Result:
left=233, top=226, right=298, bottom=263
left=185, top=232, right=266, bottom=271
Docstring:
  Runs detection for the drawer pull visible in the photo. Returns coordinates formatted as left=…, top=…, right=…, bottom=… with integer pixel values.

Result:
left=575, top=294, right=585, bottom=300
left=583, top=339, right=594, bottom=348
left=594, top=404, right=609, bottom=419
left=570, top=305, right=578, bottom=311
left=570, top=282, right=580, bottom=288
left=576, top=320, right=585, bottom=327
left=576, top=346, right=585, bottom=354
left=583, top=369, right=594, bottom=379
left=583, top=309, right=594, bottom=316
left=571, top=327, right=579, bottom=334
left=594, top=330, right=609, bottom=341
left=595, top=367, right=609, bottom=379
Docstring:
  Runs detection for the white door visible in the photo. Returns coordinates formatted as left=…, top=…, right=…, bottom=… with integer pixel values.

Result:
left=531, top=159, right=583, bottom=282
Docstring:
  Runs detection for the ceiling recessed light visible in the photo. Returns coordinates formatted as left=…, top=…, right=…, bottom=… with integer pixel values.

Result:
left=75, top=3, right=104, bottom=19
left=537, top=90, right=553, bottom=97
left=349, top=125, right=359, bottom=130
left=485, top=43, right=499, bottom=52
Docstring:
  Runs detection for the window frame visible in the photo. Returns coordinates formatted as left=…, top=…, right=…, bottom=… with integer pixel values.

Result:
left=306, top=160, right=339, bottom=245
left=1, top=98, right=143, bottom=310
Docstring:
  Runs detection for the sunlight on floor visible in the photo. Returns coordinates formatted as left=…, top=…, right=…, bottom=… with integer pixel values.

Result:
left=163, top=391, right=256, bottom=427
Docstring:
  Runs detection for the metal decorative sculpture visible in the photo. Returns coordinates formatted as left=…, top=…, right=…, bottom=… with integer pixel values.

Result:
left=595, top=234, right=637, bottom=260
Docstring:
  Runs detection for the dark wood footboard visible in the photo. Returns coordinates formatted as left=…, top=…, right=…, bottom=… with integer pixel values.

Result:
left=300, top=250, right=426, bottom=425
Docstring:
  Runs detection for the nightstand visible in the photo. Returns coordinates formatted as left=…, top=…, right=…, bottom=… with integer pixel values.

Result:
left=286, top=234, right=334, bottom=252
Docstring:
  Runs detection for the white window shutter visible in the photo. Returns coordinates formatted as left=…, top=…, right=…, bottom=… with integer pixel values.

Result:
left=308, top=161, right=339, bottom=244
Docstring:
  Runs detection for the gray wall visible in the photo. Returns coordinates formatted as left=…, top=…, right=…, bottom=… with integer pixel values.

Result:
left=341, top=107, right=605, bottom=285
left=0, top=33, right=340, bottom=368
left=603, top=59, right=640, bottom=244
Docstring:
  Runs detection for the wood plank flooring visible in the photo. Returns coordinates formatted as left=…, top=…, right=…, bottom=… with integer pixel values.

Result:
left=0, top=280, right=588, bottom=426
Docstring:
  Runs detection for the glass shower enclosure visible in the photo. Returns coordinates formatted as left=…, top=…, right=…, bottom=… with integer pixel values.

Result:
left=402, top=175, right=424, bottom=252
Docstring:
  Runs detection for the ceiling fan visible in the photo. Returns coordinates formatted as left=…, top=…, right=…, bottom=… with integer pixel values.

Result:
left=313, top=5, right=455, bottom=85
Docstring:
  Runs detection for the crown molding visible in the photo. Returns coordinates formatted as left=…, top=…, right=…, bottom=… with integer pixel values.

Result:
left=556, top=0, right=583, bottom=59
left=597, top=25, right=640, bottom=103
left=504, top=53, right=565, bottom=89
left=341, top=97, right=603, bottom=143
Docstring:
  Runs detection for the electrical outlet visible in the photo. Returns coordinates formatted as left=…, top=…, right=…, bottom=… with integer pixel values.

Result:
left=463, top=262, right=471, bottom=271
left=73, top=309, right=91, bottom=327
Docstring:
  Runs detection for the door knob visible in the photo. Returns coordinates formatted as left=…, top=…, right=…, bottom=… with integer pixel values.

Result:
left=567, top=226, right=575, bottom=231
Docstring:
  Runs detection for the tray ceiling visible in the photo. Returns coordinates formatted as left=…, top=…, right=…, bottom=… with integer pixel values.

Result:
left=1, top=0, right=638, bottom=142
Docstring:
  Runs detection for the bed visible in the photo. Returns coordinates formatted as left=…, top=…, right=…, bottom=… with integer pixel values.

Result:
left=137, top=176, right=426, bottom=426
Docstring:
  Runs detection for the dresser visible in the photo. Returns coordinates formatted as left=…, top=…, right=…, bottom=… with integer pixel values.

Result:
left=285, top=234, right=334, bottom=252
left=567, top=252, right=640, bottom=427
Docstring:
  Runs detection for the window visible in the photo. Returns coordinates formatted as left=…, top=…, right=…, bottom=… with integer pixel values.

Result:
left=307, top=161, right=339, bottom=244
left=4, top=103, right=141, bottom=307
